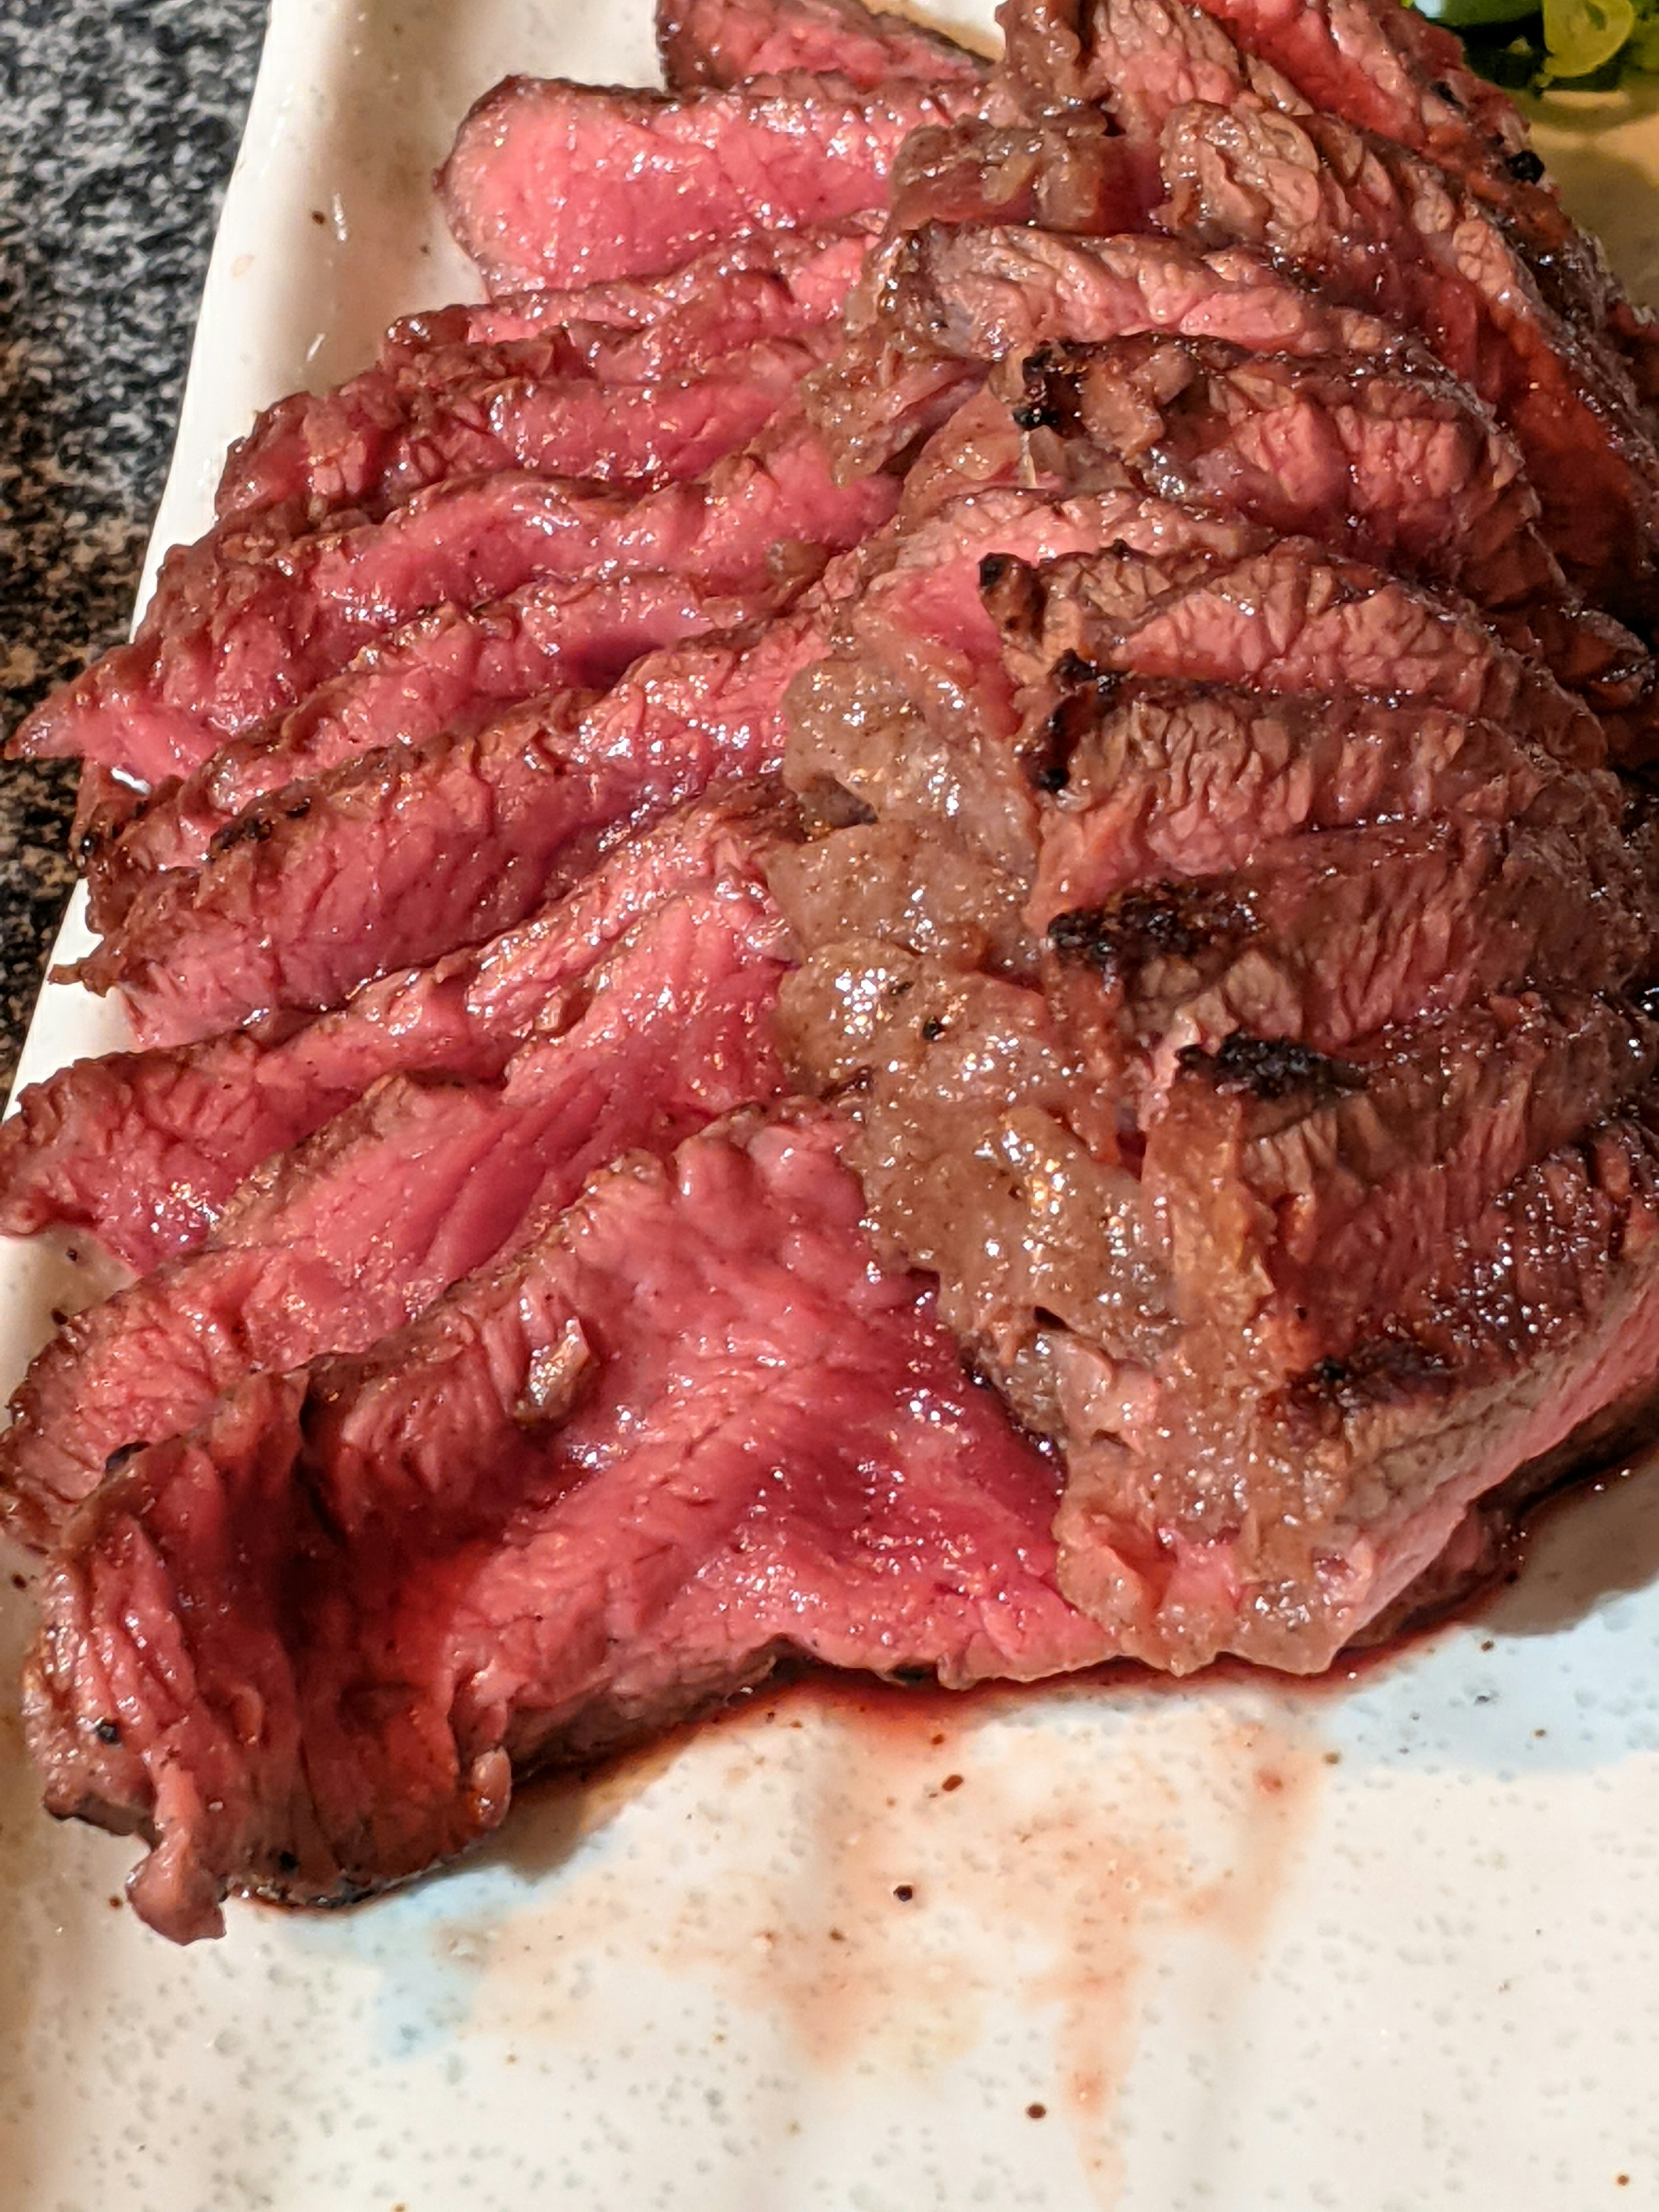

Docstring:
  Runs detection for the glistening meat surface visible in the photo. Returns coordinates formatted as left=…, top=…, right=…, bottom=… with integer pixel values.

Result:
left=24, top=1110, right=1109, bottom=1942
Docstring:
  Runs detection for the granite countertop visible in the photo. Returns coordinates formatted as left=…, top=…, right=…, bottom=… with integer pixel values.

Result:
left=0, top=0, right=268, bottom=1088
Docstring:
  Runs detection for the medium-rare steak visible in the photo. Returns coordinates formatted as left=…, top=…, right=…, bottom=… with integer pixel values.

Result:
left=998, top=0, right=1308, bottom=136
left=1144, top=995, right=1659, bottom=1383
left=887, top=114, right=1162, bottom=235
left=14, top=423, right=896, bottom=782
left=657, top=0, right=988, bottom=91
left=439, top=72, right=986, bottom=294
left=985, top=538, right=1605, bottom=767
left=23, top=1109, right=1109, bottom=1942
left=379, top=221, right=879, bottom=372
left=1157, top=100, right=1659, bottom=622
left=985, top=337, right=1652, bottom=719
left=211, top=330, right=837, bottom=536
left=805, top=225, right=1392, bottom=477
left=0, top=868, right=793, bottom=1552
left=83, top=574, right=772, bottom=925
left=0, top=788, right=792, bottom=1273
left=1018, top=683, right=1555, bottom=925
left=69, top=613, right=825, bottom=1046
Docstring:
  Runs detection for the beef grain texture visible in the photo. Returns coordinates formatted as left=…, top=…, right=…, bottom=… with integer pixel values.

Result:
left=440, top=72, right=987, bottom=294
left=25, top=1110, right=1109, bottom=1942
left=0, top=786, right=793, bottom=1272
left=0, top=871, right=793, bottom=1552
left=657, top=0, right=988, bottom=92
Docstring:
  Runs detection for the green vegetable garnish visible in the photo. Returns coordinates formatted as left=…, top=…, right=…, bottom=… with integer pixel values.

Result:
left=1411, top=0, right=1659, bottom=86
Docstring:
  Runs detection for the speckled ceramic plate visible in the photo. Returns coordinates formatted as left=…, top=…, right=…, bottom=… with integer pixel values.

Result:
left=4, top=6, right=1659, bottom=2206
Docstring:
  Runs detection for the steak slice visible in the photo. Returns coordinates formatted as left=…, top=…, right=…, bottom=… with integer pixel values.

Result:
left=0, top=788, right=791, bottom=1273
left=805, top=225, right=1391, bottom=477
left=15, top=423, right=896, bottom=782
left=1143, top=995, right=1659, bottom=1382
left=380, top=221, right=878, bottom=372
left=84, top=574, right=770, bottom=918
left=212, top=331, right=837, bottom=535
left=69, top=613, right=824, bottom=1047
left=24, top=1109, right=1109, bottom=1942
left=988, top=336, right=1651, bottom=720
left=1180, top=0, right=1526, bottom=166
left=0, top=871, right=793, bottom=1553
left=1056, top=1102, right=1659, bottom=1673
left=986, top=538, right=1605, bottom=772
left=657, top=0, right=988, bottom=90
left=887, top=114, right=1161, bottom=235
left=1157, top=101, right=1659, bottom=622
left=439, top=72, right=986, bottom=294
left=1023, top=682, right=1553, bottom=927
left=997, top=0, right=1307, bottom=135
left=1042, top=795, right=1649, bottom=1092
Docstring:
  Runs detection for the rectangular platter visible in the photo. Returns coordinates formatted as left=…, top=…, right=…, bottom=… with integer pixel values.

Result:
left=2, top=4, right=1659, bottom=2205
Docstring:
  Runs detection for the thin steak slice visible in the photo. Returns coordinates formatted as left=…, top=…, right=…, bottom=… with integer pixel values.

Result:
left=1021, top=682, right=1555, bottom=928
left=1056, top=1100, right=1659, bottom=1674
left=0, top=870, right=793, bottom=1553
left=69, top=613, right=825, bottom=1047
left=0, top=787, right=792, bottom=1273
left=997, top=0, right=1309, bottom=135
left=987, top=337, right=1651, bottom=720
left=84, top=574, right=772, bottom=920
left=887, top=113, right=1163, bottom=235
left=985, top=537, right=1605, bottom=772
left=379, top=221, right=878, bottom=370
left=211, top=330, right=837, bottom=536
left=24, top=1109, right=1110, bottom=1942
left=1041, top=795, right=1649, bottom=1095
left=439, top=72, right=986, bottom=294
left=657, top=0, right=988, bottom=90
left=1157, top=100, right=1659, bottom=622
left=806, top=225, right=1391, bottom=477
left=1144, top=995, right=1659, bottom=1385
left=14, top=423, right=896, bottom=782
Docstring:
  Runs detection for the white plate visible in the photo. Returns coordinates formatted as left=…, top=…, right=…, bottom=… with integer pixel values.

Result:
left=5, top=8, right=1659, bottom=2206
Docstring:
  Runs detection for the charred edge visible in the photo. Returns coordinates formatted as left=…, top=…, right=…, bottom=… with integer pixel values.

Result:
left=1048, top=881, right=1254, bottom=975
left=208, top=812, right=275, bottom=858
left=1021, top=673, right=1117, bottom=793
left=1506, top=148, right=1545, bottom=184
left=102, top=1440, right=149, bottom=1477
left=1178, top=1031, right=1367, bottom=1105
left=1283, top=1337, right=1456, bottom=1427
left=1011, top=344, right=1087, bottom=435
left=978, top=552, right=1044, bottom=639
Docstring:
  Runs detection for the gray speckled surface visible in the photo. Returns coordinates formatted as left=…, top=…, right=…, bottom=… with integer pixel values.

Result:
left=0, top=0, right=268, bottom=1086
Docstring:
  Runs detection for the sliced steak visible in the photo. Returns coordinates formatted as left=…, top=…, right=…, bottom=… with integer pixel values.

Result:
left=439, top=72, right=986, bottom=294
left=805, top=224, right=1392, bottom=476
left=85, top=574, right=770, bottom=918
left=15, top=424, right=896, bottom=782
left=0, top=872, right=793, bottom=1554
left=380, top=221, right=878, bottom=371
left=0, top=788, right=791, bottom=1273
left=69, top=613, right=825, bottom=1047
left=1179, top=0, right=1526, bottom=166
left=1023, top=682, right=1553, bottom=927
left=212, top=331, right=837, bottom=536
left=986, top=538, right=1605, bottom=772
left=1042, top=795, right=1649, bottom=1091
left=997, top=0, right=1306, bottom=134
left=1056, top=1103, right=1659, bottom=1673
left=24, top=1109, right=1109, bottom=1941
left=657, top=0, right=988, bottom=91
left=1157, top=101, right=1659, bottom=622
left=987, top=336, right=1652, bottom=719
left=1144, top=994, right=1659, bottom=1381
left=887, top=114, right=1161, bottom=235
